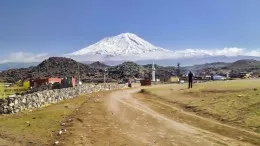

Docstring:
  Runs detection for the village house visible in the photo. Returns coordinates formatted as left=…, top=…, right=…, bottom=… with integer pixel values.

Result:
left=30, top=77, right=76, bottom=88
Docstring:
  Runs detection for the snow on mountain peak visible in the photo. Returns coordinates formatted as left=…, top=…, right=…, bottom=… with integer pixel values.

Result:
left=116, top=32, right=137, bottom=38
left=68, top=33, right=169, bottom=57
left=66, top=33, right=260, bottom=62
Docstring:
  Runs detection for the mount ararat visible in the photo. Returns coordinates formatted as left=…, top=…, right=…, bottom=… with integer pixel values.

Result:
left=1, top=32, right=260, bottom=70
left=67, top=33, right=260, bottom=65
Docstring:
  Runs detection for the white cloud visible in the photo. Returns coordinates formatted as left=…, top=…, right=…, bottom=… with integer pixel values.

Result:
left=212, top=47, right=244, bottom=56
left=0, top=52, right=49, bottom=63
left=157, top=47, right=260, bottom=60
left=245, top=49, right=260, bottom=57
left=107, top=47, right=260, bottom=61
left=172, top=47, right=245, bottom=58
left=1, top=47, right=260, bottom=63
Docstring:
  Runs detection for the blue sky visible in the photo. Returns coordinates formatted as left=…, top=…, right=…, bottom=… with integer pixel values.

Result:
left=0, top=0, right=260, bottom=62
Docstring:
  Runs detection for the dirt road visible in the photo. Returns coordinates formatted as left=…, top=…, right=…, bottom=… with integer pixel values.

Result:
left=63, top=88, right=255, bottom=146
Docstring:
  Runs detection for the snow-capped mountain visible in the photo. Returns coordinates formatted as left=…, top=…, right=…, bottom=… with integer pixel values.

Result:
left=67, top=32, right=260, bottom=64
left=1, top=33, right=260, bottom=69
left=67, top=33, right=172, bottom=61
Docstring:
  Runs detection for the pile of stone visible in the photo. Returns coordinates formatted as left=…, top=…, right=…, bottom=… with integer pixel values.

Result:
left=0, top=83, right=125, bottom=114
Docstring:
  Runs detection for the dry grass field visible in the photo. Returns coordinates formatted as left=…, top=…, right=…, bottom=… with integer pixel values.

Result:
left=0, top=80, right=259, bottom=145
left=0, top=93, right=90, bottom=145
left=142, top=79, right=260, bottom=133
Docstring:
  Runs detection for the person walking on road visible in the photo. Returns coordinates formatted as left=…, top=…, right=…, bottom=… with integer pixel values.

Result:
left=128, top=80, right=132, bottom=88
left=188, top=71, right=193, bottom=89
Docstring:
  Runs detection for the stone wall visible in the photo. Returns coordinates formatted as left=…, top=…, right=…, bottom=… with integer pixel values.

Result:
left=0, top=84, right=125, bottom=114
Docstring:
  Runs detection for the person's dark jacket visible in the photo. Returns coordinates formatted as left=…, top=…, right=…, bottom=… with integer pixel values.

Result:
left=188, top=72, right=193, bottom=81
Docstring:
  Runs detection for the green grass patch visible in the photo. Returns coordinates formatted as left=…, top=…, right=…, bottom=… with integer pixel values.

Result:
left=0, top=86, right=28, bottom=99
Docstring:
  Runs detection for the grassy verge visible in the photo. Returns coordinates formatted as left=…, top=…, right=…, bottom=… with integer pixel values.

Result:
left=0, top=93, right=91, bottom=145
left=0, top=86, right=28, bottom=99
left=143, top=79, right=260, bottom=133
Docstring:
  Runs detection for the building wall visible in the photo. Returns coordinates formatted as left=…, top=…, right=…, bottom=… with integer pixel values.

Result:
left=72, top=78, right=76, bottom=87
left=30, top=78, right=49, bottom=87
left=30, top=78, right=67, bottom=87
left=140, top=80, right=151, bottom=86
left=152, top=71, right=156, bottom=82
left=48, top=78, right=62, bottom=84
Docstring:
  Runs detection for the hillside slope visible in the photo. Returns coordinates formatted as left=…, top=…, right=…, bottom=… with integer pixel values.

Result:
left=0, top=58, right=259, bottom=83
left=0, top=57, right=104, bottom=83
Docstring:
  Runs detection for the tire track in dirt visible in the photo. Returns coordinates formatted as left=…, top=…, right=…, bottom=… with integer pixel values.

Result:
left=135, top=89, right=260, bottom=145
left=107, top=88, right=254, bottom=146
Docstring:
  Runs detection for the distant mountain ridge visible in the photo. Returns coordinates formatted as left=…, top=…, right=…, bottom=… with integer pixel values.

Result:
left=228, top=59, right=260, bottom=69
left=88, top=61, right=109, bottom=69
left=184, top=59, right=260, bottom=76
left=0, top=62, right=39, bottom=71
left=0, top=57, right=259, bottom=83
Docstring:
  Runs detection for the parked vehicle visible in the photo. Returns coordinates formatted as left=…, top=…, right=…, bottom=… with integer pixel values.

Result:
left=212, top=75, right=226, bottom=80
left=239, top=72, right=251, bottom=79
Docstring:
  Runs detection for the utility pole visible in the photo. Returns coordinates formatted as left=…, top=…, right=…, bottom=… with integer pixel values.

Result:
left=177, top=63, right=180, bottom=77
left=152, top=61, right=156, bottom=82
left=20, top=64, right=23, bottom=81
left=104, top=67, right=107, bottom=83
left=37, top=66, right=40, bottom=78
